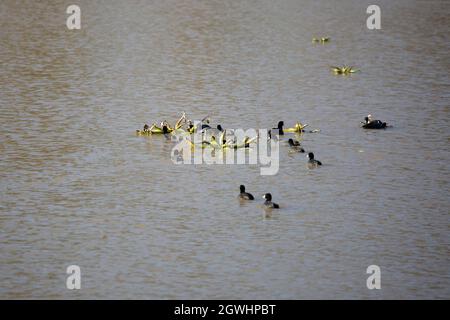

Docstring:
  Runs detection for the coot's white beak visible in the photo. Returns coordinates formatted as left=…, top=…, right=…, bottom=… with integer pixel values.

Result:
left=262, top=195, right=266, bottom=200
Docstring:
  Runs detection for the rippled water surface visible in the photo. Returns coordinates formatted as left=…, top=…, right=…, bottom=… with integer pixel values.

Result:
left=0, top=0, right=449, bottom=299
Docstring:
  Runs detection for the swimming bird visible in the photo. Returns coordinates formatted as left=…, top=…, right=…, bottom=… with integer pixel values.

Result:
left=288, top=138, right=300, bottom=147
left=273, top=121, right=284, bottom=135
left=307, top=152, right=322, bottom=168
left=161, top=122, right=170, bottom=134
left=153, top=121, right=171, bottom=134
left=239, top=185, right=254, bottom=200
left=262, top=193, right=279, bottom=209
left=361, top=115, right=387, bottom=129
left=288, top=138, right=305, bottom=152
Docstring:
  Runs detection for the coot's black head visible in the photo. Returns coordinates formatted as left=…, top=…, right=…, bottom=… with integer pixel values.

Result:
left=308, top=152, right=314, bottom=160
left=240, top=185, right=245, bottom=193
left=288, top=138, right=294, bottom=144
left=277, top=121, right=284, bottom=128
left=143, top=124, right=149, bottom=130
left=268, top=130, right=272, bottom=139
left=364, top=116, right=369, bottom=123
left=163, top=126, right=169, bottom=134
left=217, top=125, right=223, bottom=132
left=263, top=193, right=272, bottom=201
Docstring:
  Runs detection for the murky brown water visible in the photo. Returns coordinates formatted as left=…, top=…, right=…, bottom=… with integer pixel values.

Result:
left=0, top=0, right=449, bottom=299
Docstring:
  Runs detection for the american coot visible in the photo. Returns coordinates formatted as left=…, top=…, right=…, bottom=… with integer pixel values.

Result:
left=361, top=115, right=387, bottom=129
left=239, top=185, right=254, bottom=200
left=262, top=193, right=279, bottom=209
left=288, top=138, right=305, bottom=153
left=307, top=152, right=322, bottom=168
left=273, top=121, right=284, bottom=135
left=288, top=138, right=300, bottom=147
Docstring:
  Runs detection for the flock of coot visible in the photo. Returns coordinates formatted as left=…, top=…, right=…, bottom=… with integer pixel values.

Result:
left=136, top=36, right=389, bottom=210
